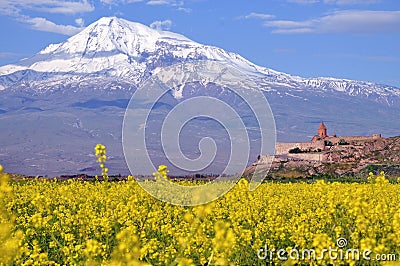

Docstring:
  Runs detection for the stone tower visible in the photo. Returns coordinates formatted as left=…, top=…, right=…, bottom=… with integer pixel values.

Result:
left=318, top=122, right=327, bottom=138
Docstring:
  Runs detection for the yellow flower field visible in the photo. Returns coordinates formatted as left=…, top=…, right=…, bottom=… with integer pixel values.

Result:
left=1, top=167, right=400, bottom=265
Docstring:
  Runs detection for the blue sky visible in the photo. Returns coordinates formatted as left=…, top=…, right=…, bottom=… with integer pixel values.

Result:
left=0, top=0, right=399, bottom=86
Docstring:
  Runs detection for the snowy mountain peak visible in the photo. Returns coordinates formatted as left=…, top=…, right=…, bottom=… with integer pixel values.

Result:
left=40, top=16, right=193, bottom=56
left=0, top=17, right=399, bottom=103
left=0, top=16, right=207, bottom=76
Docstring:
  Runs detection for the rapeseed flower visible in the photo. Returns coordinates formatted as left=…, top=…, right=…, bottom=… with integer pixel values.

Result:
left=1, top=168, right=400, bottom=265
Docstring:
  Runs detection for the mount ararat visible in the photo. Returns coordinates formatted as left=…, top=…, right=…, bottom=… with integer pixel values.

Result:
left=0, top=17, right=399, bottom=175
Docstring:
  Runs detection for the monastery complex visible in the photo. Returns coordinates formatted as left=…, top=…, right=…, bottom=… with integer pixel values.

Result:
left=274, top=122, right=382, bottom=161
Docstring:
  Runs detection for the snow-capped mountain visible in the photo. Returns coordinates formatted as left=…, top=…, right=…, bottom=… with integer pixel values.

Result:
left=1, top=16, right=399, bottom=103
left=0, top=17, right=265, bottom=84
left=0, top=16, right=399, bottom=176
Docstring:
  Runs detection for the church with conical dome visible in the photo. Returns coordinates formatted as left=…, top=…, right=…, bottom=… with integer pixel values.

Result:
left=318, top=122, right=327, bottom=138
left=311, top=122, right=330, bottom=142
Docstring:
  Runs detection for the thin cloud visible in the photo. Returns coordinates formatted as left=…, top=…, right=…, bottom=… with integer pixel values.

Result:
left=146, top=0, right=187, bottom=9
left=265, top=20, right=313, bottom=29
left=100, top=0, right=188, bottom=9
left=242, top=12, right=275, bottom=20
left=33, top=1, right=94, bottom=14
left=150, top=19, right=172, bottom=30
left=19, top=16, right=83, bottom=36
left=100, top=0, right=143, bottom=4
left=0, top=1, right=92, bottom=36
left=287, top=0, right=381, bottom=4
left=75, top=18, right=84, bottom=27
left=263, top=10, right=400, bottom=34
left=0, top=0, right=94, bottom=15
left=324, top=0, right=381, bottom=5
left=177, top=6, right=192, bottom=13
left=147, top=0, right=177, bottom=5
